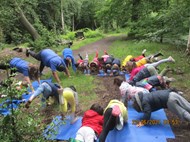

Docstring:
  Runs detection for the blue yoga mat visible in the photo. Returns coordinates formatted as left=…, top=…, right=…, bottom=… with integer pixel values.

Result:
left=0, top=78, right=52, bottom=116
left=97, top=70, right=125, bottom=77
left=43, top=116, right=82, bottom=141
left=105, top=101, right=175, bottom=142
left=125, top=73, right=130, bottom=80
left=43, top=102, right=175, bottom=142
left=43, top=74, right=175, bottom=141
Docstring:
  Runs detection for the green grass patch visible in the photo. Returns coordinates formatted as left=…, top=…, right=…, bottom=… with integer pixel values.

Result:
left=72, top=37, right=104, bottom=50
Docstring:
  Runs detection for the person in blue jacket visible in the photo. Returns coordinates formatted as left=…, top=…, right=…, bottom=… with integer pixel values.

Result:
left=132, top=89, right=190, bottom=127
left=26, top=48, right=70, bottom=84
left=62, top=46, right=76, bottom=72
left=0, top=57, right=40, bottom=93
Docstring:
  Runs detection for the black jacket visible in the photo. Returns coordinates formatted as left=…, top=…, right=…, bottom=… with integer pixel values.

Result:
left=129, top=67, right=151, bottom=85
left=138, top=89, right=171, bottom=120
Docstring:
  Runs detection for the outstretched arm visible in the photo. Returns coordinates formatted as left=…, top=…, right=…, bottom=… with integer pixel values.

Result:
left=25, top=83, right=45, bottom=108
left=52, top=71, right=61, bottom=84
left=65, top=67, right=71, bottom=77
left=24, top=76, right=34, bottom=93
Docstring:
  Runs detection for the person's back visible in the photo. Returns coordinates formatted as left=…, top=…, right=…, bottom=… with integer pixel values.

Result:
left=122, top=55, right=133, bottom=68
left=135, top=57, right=147, bottom=67
left=9, top=57, right=29, bottom=76
left=82, top=109, right=103, bottom=136
left=119, top=81, right=149, bottom=100
left=129, top=65, right=145, bottom=81
left=40, top=49, right=59, bottom=66
left=139, top=90, right=171, bottom=112
left=75, top=103, right=103, bottom=142
left=62, top=48, right=73, bottom=59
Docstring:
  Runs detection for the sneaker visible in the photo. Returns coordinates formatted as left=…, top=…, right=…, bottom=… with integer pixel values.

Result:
left=26, top=48, right=30, bottom=57
left=168, top=56, right=175, bottom=62
left=142, top=49, right=147, bottom=55
left=112, top=105, right=121, bottom=117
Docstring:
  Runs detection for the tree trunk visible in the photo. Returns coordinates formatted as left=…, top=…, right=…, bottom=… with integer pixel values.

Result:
left=17, top=6, right=40, bottom=41
left=61, top=0, right=65, bottom=32
left=186, top=27, right=190, bottom=55
left=72, top=15, right=75, bottom=31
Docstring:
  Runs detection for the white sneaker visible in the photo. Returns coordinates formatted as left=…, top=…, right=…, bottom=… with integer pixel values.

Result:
left=168, top=56, right=175, bottom=62
left=142, top=49, right=147, bottom=55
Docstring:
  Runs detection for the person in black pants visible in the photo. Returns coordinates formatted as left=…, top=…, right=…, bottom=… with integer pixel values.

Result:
left=99, top=100, right=128, bottom=142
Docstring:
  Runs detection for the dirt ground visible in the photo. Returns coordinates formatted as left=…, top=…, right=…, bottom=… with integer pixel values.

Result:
left=0, top=36, right=190, bottom=141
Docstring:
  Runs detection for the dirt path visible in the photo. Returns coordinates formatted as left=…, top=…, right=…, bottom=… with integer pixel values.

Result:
left=72, top=35, right=128, bottom=57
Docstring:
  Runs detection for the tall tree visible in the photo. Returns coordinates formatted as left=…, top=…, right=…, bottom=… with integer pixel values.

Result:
left=16, top=5, right=40, bottom=40
left=61, top=0, right=65, bottom=32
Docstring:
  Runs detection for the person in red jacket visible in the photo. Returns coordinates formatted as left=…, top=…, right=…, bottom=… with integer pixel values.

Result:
left=75, top=103, right=104, bottom=142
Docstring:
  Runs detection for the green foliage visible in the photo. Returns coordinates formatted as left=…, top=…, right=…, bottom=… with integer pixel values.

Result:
left=29, top=24, right=57, bottom=51
left=84, top=29, right=104, bottom=38
left=61, top=31, right=76, bottom=40
left=0, top=70, right=45, bottom=142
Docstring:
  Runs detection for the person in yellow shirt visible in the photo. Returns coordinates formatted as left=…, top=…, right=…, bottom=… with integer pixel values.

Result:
left=121, top=49, right=147, bottom=71
left=59, top=86, right=79, bottom=124
left=99, top=100, right=128, bottom=142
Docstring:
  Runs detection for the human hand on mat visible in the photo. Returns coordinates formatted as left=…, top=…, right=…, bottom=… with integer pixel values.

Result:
left=136, top=121, right=144, bottom=127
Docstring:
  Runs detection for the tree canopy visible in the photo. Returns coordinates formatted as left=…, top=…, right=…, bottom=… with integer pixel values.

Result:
left=0, top=0, right=189, bottom=49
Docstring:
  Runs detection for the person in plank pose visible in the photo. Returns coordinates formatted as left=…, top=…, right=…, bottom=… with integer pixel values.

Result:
left=26, top=48, right=70, bottom=84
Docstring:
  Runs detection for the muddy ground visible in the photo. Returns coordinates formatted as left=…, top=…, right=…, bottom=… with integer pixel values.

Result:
left=0, top=36, right=190, bottom=141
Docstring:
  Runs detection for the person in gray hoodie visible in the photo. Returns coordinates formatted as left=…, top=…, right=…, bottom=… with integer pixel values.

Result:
left=132, top=89, right=190, bottom=127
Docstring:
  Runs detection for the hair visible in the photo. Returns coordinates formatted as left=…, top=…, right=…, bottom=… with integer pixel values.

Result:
left=90, top=66, right=98, bottom=75
left=125, top=61, right=135, bottom=72
left=113, top=78, right=124, bottom=86
left=90, top=103, right=104, bottom=115
left=90, top=62, right=97, bottom=67
left=28, top=64, right=39, bottom=80
left=97, top=57, right=104, bottom=63
left=132, top=98, right=141, bottom=112
left=56, top=65, right=66, bottom=72
left=106, top=64, right=111, bottom=69
left=111, top=64, right=119, bottom=72
left=69, top=85, right=76, bottom=92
